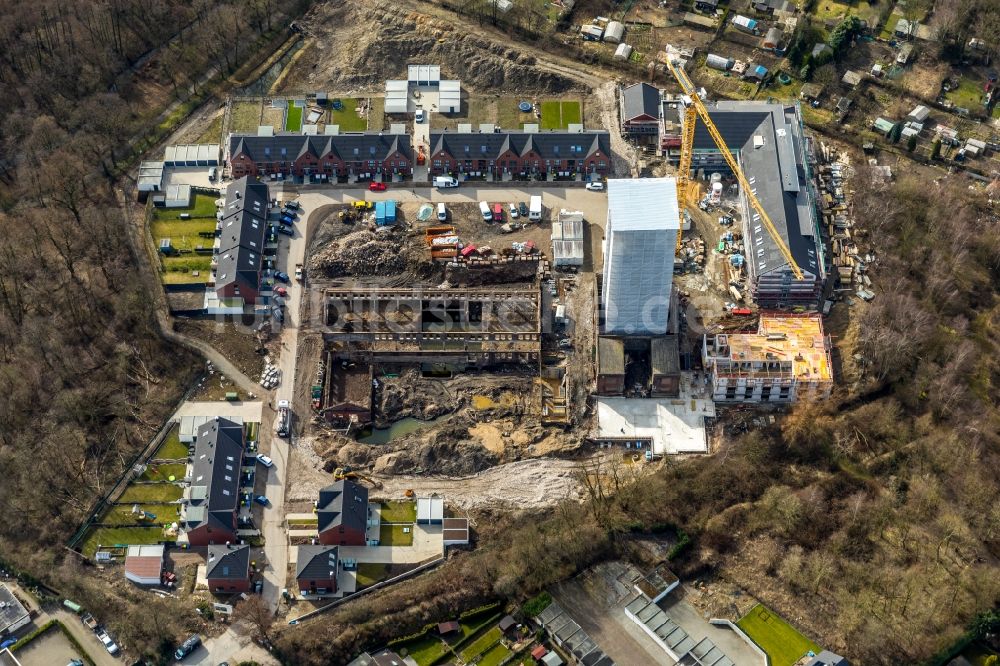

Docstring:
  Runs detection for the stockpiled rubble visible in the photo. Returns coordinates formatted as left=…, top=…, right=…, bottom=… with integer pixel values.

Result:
left=310, top=227, right=406, bottom=277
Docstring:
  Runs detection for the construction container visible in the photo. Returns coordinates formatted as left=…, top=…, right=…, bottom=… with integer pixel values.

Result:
left=731, top=15, right=758, bottom=34
left=581, top=24, right=604, bottom=41
left=225, top=392, right=239, bottom=401
left=706, top=54, right=734, bottom=70
left=614, top=44, right=633, bottom=60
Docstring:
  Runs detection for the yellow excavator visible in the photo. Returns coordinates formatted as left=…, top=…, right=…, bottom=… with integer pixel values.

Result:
left=665, top=47, right=804, bottom=280
left=332, top=467, right=384, bottom=489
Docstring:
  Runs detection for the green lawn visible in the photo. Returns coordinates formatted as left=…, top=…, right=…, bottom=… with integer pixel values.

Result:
left=380, top=501, right=416, bottom=523
left=119, top=483, right=184, bottom=504
left=496, top=98, right=532, bottom=130
left=152, top=193, right=218, bottom=220
left=946, top=76, right=988, bottom=111
left=81, top=526, right=163, bottom=558
left=355, top=562, right=391, bottom=587
left=879, top=12, right=904, bottom=40
left=151, top=218, right=216, bottom=252
left=155, top=426, right=190, bottom=459
left=329, top=98, right=368, bottom=131
left=737, top=604, right=821, bottom=666
left=540, top=100, right=582, bottom=130
left=285, top=103, right=303, bottom=132
left=99, top=503, right=181, bottom=526
left=379, top=523, right=414, bottom=547
left=162, top=270, right=210, bottom=285
left=161, top=255, right=212, bottom=276
left=399, top=636, right=449, bottom=666
left=477, top=643, right=512, bottom=666
left=288, top=519, right=318, bottom=528
left=460, top=627, right=502, bottom=662
left=139, top=463, right=187, bottom=482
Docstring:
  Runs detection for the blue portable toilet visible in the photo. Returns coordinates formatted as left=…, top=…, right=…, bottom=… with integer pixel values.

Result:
left=375, top=201, right=386, bottom=225
left=385, top=200, right=396, bottom=224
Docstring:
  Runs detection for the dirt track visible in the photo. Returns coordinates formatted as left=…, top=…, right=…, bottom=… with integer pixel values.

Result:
left=374, top=457, right=587, bottom=511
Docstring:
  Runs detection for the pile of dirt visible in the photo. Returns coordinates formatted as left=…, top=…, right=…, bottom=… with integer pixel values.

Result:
left=444, top=258, right=540, bottom=286
left=293, top=2, right=581, bottom=94
left=372, top=430, right=498, bottom=476
left=309, top=225, right=408, bottom=277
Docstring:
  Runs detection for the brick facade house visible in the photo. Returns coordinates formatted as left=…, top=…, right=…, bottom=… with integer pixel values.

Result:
left=316, top=479, right=370, bottom=546
left=181, top=418, right=244, bottom=547
left=206, top=544, right=251, bottom=594
left=427, top=130, right=611, bottom=180
left=227, top=134, right=413, bottom=180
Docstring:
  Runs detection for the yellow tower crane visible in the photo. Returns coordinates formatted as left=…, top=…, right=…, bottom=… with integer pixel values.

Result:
left=665, top=50, right=805, bottom=280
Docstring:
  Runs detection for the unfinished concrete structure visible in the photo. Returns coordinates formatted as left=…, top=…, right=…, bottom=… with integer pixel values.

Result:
left=702, top=313, right=833, bottom=403
left=679, top=100, right=825, bottom=309
left=321, top=358, right=374, bottom=425
left=322, top=286, right=541, bottom=367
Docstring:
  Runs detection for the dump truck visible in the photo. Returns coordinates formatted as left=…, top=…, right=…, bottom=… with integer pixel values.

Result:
left=275, top=399, right=290, bottom=438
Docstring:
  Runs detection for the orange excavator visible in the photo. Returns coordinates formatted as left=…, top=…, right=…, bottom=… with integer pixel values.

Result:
left=333, top=467, right=383, bottom=489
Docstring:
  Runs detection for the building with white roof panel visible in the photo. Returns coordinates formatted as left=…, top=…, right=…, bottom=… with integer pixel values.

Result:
left=601, top=178, right=680, bottom=335
left=385, top=65, right=461, bottom=115
left=551, top=210, right=585, bottom=266
left=416, top=496, right=444, bottom=524
left=0, top=584, right=30, bottom=637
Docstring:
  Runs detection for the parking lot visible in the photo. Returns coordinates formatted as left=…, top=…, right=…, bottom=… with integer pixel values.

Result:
left=13, top=627, right=81, bottom=666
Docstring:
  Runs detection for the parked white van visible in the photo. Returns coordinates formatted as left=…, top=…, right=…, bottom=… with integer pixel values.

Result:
left=479, top=201, right=492, bottom=220
left=433, top=176, right=459, bottom=188
left=437, top=203, right=447, bottom=221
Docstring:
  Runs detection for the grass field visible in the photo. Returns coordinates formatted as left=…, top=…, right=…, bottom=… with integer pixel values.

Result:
left=285, top=103, right=303, bottom=132
left=162, top=270, right=210, bottom=285
left=160, top=253, right=213, bottom=278
left=946, top=76, right=988, bottom=111
left=99, top=503, right=181, bottom=526
left=81, top=526, right=163, bottom=558
left=540, top=100, right=581, bottom=130
left=152, top=193, right=219, bottom=220
left=879, top=12, right=904, bottom=39
left=329, top=98, right=368, bottom=131
left=497, top=98, right=534, bottom=130
left=118, top=483, right=184, bottom=504
left=737, top=604, right=821, bottom=666
left=139, top=463, right=187, bottom=482
left=151, top=218, right=216, bottom=251
left=459, top=627, right=502, bottom=662
left=399, top=636, right=449, bottom=666
left=379, top=523, right=414, bottom=547
left=477, top=643, right=512, bottom=666
left=154, top=426, right=190, bottom=460
left=811, top=0, right=880, bottom=23
left=380, top=501, right=416, bottom=523
left=231, top=99, right=263, bottom=133
left=355, top=562, right=391, bottom=587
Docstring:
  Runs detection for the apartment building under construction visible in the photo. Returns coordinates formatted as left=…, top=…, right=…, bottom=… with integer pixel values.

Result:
left=702, top=314, right=833, bottom=403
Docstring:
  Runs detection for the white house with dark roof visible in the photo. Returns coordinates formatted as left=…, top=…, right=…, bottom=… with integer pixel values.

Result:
left=620, top=82, right=662, bottom=142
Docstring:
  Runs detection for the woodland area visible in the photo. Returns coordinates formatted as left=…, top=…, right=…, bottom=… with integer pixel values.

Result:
left=275, top=172, right=1000, bottom=664
left=0, top=0, right=308, bottom=661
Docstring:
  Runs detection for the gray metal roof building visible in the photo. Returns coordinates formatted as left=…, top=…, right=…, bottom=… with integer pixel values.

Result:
left=681, top=100, right=823, bottom=308
left=228, top=133, right=413, bottom=165
left=428, top=130, right=610, bottom=163
left=602, top=178, right=679, bottom=335
left=183, top=418, right=244, bottom=535
left=164, top=144, right=220, bottom=166
left=206, top=544, right=250, bottom=581
left=0, top=584, right=30, bottom=637
left=295, top=544, right=339, bottom=581
left=215, top=177, right=269, bottom=300
left=536, top=602, right=616, bottom=666
left=624, top=596, right=735, bottom=665
left=317, top=480, right=369, bottom=538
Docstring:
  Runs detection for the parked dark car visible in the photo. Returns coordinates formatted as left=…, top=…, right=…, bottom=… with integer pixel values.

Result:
left=518, top=201, right=528, bottom=217
left=273, top=271, right=290, bottom=283
left=254, top=495, right=270, bottom=506
left=276, top=226, right=294, bottom=237
left=281, top=206, right=297, bottom=217
left=284, top=200, right=300, bottom=210
left=174, top=634, right=201, bottom=660
left=279, top=216, right=294, bottom=226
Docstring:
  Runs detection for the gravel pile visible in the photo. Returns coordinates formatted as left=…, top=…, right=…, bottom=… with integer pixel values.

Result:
left=309, top=227, right=406, bottom=277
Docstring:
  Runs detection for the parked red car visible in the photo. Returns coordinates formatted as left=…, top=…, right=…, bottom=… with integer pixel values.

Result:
left=275, top=287, right=288, bottom=297
left=368, top=181, right=387, bottom=192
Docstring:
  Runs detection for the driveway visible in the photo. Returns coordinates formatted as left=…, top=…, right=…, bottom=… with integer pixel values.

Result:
left=187, top=625, right=278, bottom=666
left=337, top=525, right=444, bottom=565
left=173, top=400, right=264, bottom=422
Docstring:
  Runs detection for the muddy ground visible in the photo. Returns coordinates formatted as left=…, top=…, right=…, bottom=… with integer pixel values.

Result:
left=175, top=320, right=271, bottom=383
left=281, top=1, right=585, bottom=95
